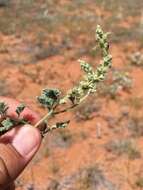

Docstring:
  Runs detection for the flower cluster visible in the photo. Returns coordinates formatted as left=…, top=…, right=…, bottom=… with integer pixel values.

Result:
left=36, top=25, right=112, bottom=135
left=60, top=25, right=112, bottom=105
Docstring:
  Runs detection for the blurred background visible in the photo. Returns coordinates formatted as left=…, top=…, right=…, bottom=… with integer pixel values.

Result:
left=0, top=0, right=143, bottom=189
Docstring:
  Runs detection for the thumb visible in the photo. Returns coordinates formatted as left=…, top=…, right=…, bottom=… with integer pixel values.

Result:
left=0, top=125, right=41, bottom=189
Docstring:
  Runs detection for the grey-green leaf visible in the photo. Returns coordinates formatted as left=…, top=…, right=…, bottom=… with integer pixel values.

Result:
left=16, top=103, right=26, bottom=116
left=56, top=120, right=70, bottom=129
left=37, top=88, right=61, bottom=110
left=0, top=102, right=9, bottom=115
left=1, top=118, right=14, bottom=130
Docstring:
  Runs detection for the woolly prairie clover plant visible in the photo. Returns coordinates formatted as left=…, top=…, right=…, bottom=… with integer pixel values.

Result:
left=0, top=25, right=112, bottom=136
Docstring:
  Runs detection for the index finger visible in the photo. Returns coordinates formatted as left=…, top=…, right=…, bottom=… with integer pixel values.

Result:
left=0, top=97, right=40, bottom=125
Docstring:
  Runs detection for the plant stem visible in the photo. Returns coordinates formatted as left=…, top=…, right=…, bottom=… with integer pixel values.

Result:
left=34, top=25, right=111, bottom=131
left=34, top=109, right=53, bottom=128
left=34, top=92, right=90, bottom=129
left=53, top=91, right=90, bottom=115
left=53, top=104, right=77, bottom=115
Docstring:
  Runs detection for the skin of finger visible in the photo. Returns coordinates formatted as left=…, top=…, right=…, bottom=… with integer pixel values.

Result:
left=0, top=144, right=22, bottom=189
left=4, top=183, right=15, bottom=190
left=0, top=125, right=42, bottom=189
left=0, top=128, right=41, bottom=189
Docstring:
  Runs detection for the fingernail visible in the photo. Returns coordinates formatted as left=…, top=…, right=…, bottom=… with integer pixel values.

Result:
left=12, top=125, right=40, bottom=157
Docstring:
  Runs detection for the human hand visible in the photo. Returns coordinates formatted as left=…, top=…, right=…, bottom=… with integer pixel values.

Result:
left=0, top=97, right=42, bottom=190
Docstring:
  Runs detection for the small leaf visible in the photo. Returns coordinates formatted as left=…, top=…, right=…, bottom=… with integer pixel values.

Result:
left=1, top=118, right=14, bottom=130
left=0, top=102, right=9, bottom=115
left=42, top=120, right=70, bottom=134
left=56, top=120, right=70, bottom=129
left=17, top=118, right=29, bottom=125
left=43, top=89, right=61, bottom=100
left=37, top=88, right=61, bottom=110
left=16, top=103, right=26, bottom=116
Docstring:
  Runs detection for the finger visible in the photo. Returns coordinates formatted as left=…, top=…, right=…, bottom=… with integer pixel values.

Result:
left=0, top=97, right=42, bottom=189
left=0, top=97, right=46, bottom=135
left=0, top=97, right=40, bottom=125
left=0, top=124, right=41, bottom=189
left=5, top=183, right=15, bottom=190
